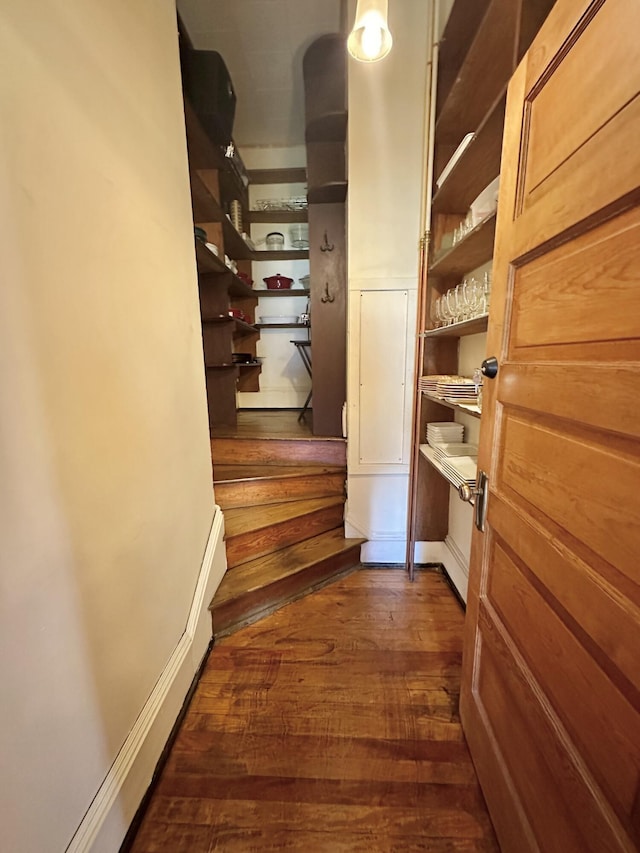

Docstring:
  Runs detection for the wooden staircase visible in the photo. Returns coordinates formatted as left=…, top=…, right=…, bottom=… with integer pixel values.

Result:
left=209, top=435, right=364, bottom=637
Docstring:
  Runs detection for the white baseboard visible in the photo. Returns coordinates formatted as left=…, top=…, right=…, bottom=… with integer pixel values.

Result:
left=441, top=535, right=469, bottom=603
left=414, top=538, right=468, bottom=603
left=65, top=507, right=227, bottom=853
left=359, top=539, right=407, bottom=564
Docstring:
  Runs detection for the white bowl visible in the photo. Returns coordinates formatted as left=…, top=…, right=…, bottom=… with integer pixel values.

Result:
left=259, top=315, right=298, bottom=325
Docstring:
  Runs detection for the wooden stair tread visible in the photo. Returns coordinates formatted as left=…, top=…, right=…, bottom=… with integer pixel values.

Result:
left=213, top=463, right=344, bottom=484
left=212, top=529, right=365, bottom=608
left=211, top=436, right=346, bottom=467
left=224, top=496, right=345, bottom=538
left=212, top=434, right=344, bottom=444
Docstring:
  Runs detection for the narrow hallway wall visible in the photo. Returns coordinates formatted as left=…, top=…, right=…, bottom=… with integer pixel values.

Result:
left=0, top=2, right=221, bottom=849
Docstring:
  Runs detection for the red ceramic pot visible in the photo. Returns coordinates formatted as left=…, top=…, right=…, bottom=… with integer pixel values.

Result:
left=263, top=273, right=293, bottom=290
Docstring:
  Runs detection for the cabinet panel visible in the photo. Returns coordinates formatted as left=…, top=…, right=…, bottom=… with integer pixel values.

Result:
left=357, top=290, right=408, bottom=464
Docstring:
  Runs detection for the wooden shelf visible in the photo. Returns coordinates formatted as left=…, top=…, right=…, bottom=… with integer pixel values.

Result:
left=183, top=99, right=227, bottom=172
left=195, top=240, right=227, bottom=275
left=436, top=0, right=492, bottom=117
left=233, top=318, right=259, bottom=334
left=423, top=314, right=489, bottom=338
left=248, top=209, right=308, bottom=224
left=222, top=218, right=254, bottom=260
left=257, top=289, right=310, bottom=298
left=421, top=392, right=481, bottom=419
left=236, top=362, right=262, bottom=369
left=252, top=249, right=310, bottom=261
left=432, top=91, right=506, bottom=213
left=190, top=171, right=252, bottom=260
left=196, top=246, right=256, bottom=298
left=191, top=171, right=224, bottom=223
left=307, top=182, right=347, bottom=205
left=248, top=168, right=307, bottom=185
left=205, top=363, right=240, bottom=370
left=419, top=444, right=477, bottom=492
left=201, top=313, right=232, bottom=325
left=430, top=213, right=496, bottom=277
left=228, top=276, right=257, bottom=299
left=256, top=323, right=309, bottom=330
left=436, top=0, right=518, bottom=142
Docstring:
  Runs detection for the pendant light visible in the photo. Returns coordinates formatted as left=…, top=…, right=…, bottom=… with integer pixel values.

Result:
left=347, top=0, right=393, bottom=63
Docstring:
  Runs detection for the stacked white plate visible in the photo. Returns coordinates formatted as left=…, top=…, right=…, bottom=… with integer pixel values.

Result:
left=439, top=455, right=478, bottom=488
left=435, top=375, right=478, bottom=402
left=419, top=374, right=449, bottom=394
left=427, top=422, right=464, bottom=446
left=431, top=442, right=478, bottom=463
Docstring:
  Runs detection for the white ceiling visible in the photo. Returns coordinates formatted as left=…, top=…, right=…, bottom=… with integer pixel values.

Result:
left=177, top=0, right=344, bottom=149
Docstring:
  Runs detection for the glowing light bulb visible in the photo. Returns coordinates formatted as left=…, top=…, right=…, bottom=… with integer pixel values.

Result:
left=347, top=0, right=393, bottom=63
left=361, top=20, right=384, bottom=60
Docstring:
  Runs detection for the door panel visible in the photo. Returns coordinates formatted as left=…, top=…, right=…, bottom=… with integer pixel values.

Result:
left=461, top=1, right=640, bottom=850
left=498, top=413, right=638, bottom=579
left=488, top=493, right=639, bottom=695
left=477, top=606, right=629, bottom=852
left=522, top=0, right=640, bottom=200
left=510, top=207, right=640, bottom=351
left=487, top=540, right=640, bottom=815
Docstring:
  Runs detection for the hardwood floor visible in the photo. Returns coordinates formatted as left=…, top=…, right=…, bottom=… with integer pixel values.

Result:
left=211, top=409, right=315, bottom=439
left=129, top=570, right=499, bottom=852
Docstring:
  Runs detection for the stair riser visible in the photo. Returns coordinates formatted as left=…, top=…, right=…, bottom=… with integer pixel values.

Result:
left=211, top=437, right=346, bottom=467
left=212, top=546, right=362, bottom=637
left=226, top=504, right=345, bottom=569
left=215, top=473, right=345, bottom=510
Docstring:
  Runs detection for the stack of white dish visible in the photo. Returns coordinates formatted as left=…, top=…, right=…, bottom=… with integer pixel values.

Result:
left=438, top=454, right=478, bottom=488
left=435, top=375, right=478, bottom=403
left=418, top=374, right=448, bottom=394
left=426, top=422, right=464, bottom=445
left=430, top=442, right=478, bottom=462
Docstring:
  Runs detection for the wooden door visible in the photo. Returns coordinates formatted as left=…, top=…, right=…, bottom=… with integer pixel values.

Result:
left=460, top=1, right=640, bottom=850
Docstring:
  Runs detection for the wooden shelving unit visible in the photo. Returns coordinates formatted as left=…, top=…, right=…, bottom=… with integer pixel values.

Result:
left=185, top=97, right=260, bottom=428
left=407, top=0, right=556, bottom=577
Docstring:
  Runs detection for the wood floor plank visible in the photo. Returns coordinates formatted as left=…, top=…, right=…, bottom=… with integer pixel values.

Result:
left=210, top=409, right=315, bottom=439
left=164, top=734, right=476, bottom=785
left=128, top=571, right=498, bottom=852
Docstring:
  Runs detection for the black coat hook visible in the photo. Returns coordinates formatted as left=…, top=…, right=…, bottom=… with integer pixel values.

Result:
left=321, top=282, right=335, bottom=303
left=320, top=231, right=334, bottom=252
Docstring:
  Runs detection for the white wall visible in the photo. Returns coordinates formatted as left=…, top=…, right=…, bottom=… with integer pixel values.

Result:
left=346, top=0, right=432, bottom=561
left=0, top=2, right=224, bottom=850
